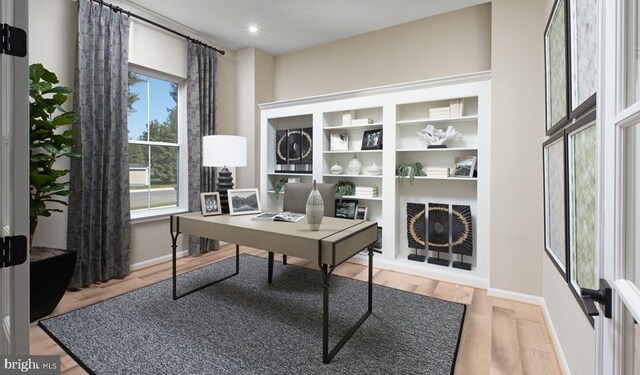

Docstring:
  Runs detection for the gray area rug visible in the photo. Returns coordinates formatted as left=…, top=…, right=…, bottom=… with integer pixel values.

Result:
left=39, top=254, right=465, bottom=375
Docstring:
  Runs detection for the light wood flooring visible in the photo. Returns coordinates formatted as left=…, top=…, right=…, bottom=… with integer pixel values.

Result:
left=30, top=245, right=563, bottom=374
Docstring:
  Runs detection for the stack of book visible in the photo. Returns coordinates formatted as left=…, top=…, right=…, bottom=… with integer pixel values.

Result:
left=425, top=166, right=450, bottom=178
left=449, top=98, right=465, bottom=117
left=355, top=186, right=378, bottom=197
left=428, top=107, right=451, bottom=119
left=351, top=118, right=374, bottom=125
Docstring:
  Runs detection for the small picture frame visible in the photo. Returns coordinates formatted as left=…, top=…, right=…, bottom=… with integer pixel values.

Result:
left=200, top=192, right=221, bottom=216
left=330, top=132, right=349, bottom=151
left=355, top=205, right=368, bottom=221
left=335, top=199, right=358, bottom=219
left=453, top=156, right=477, bottom=178
left=228, top=188, right=262, bottom=216
left=361, top=128, right=383, bottom=150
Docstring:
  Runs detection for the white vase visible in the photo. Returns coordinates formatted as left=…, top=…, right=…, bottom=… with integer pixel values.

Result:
left=347, top=154, right=362, bottom=175
left=368, top=162, right=382, bottom=175
left=306, top=180, right=324, bottom=231
left=330, top=163, right=344, bottom=174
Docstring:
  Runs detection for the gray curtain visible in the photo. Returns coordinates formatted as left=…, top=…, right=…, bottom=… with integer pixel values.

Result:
left=187, top=41, right=220, bottom=255
left=67, top=0, right=131, bottom=288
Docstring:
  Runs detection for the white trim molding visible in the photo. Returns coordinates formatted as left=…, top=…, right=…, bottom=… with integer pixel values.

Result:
left=130, top=249, right=189, bottom=271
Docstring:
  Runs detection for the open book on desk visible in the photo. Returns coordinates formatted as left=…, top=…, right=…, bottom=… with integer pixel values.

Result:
left=252, top=212, right=305, bottom=223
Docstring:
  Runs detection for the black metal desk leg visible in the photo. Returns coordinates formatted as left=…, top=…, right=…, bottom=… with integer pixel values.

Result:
left=268, top=251, right=274, bottom=284
left=171, top=216, right=241, bottom=300
left=283, top=255, right=288, bottom=265
left=320, top=244, right=375, bottom=364
left=368, top=245, right=373, bottom=312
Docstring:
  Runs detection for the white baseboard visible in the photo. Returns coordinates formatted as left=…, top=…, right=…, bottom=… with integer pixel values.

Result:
left=541, top=301, right=572, bottom=375
left=130, top=250, right=189, bottom=271
left=487, top=287, right=545, bottom=305
left=487, top=288, right=570, bottom=375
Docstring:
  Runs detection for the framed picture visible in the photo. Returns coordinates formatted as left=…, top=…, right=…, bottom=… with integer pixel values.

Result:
left=330, top=132, right=349, bottom=151
left=361, top=128, right=383, bottom=150
left=543, top=131, right=567, bottom=278
left=453, top=156, right=477, bottom=177
left=566, top=111, right=597, bottom=297
left=200, top=192, right=221, bottom=216
left=335, top=199, right=358, bottom=219
left=568, top=0, right=597, bottom=118
left=355, top=205, right=368, bottom=221
left=544, top=0, right=570, bottom=135
left=228, top=188, right=262, bottom=216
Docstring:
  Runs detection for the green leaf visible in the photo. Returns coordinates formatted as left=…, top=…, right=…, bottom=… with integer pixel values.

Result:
left=42, top=86, right=73, bottom=95
left=42, top=144, right=61, bottom=155
left=40, top=69, right=59, bottom=84
left=51, top=190, right=71, bottom=197
left=51, top=93, right=68, bottom=106
left=51, top=112, right=77, bottom=126
left=30, top=64, right=44, bottom=82
left=63, top=152, right=81, bottom=158
left=30, top=154, right=53, bottom=163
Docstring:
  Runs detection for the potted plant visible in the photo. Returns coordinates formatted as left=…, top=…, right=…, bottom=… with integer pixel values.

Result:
left=396, top=162, right=426, bottom=186
left=335, top=180, right=355, bottom=200
left=271, top=178, right=287, bottom=198
left=29, top=63, right=79, bottom=321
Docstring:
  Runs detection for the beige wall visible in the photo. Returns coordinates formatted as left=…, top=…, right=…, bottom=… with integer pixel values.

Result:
left=273, top=4, right=491, bottom=101
left=28, top=0, right=236, bottom=265
left=235, top=48, right=274, bottom=189
left=539, top=0, right=595, bottom=373
left=489, top=0, right=545, bottom=296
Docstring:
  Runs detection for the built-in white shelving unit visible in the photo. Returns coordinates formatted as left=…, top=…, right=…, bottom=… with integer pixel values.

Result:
left=259, top=72, right=491, bottom=288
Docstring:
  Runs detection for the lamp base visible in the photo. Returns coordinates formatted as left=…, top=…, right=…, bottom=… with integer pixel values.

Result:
left=217, top=167, right=234, bottom=214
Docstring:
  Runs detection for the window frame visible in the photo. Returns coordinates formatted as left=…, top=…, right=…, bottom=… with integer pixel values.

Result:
left=127, top=65, right=188, bottom=221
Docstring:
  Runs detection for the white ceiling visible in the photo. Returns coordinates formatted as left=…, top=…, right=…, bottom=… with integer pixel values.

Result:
left=126, top=0, right=489, bottom=55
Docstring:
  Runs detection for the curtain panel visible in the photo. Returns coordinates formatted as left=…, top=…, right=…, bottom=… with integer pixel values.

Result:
left=67, top=0, right=131, bottom=288
left=187, top=42, right=220, bottom=255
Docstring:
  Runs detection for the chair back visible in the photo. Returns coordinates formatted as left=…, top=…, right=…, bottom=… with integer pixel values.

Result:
left=283, top=182, right=335, bottom=217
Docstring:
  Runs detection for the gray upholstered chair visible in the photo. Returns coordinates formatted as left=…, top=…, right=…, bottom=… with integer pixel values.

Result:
left=267, top=182, right=335, bottom=281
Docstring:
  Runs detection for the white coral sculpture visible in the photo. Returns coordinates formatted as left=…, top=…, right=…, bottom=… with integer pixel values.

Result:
left=417, top=124, right=461, bottom=145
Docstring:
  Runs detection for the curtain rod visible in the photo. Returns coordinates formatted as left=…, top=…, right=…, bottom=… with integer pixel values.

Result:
left=88, top=0, right=225, bottom=55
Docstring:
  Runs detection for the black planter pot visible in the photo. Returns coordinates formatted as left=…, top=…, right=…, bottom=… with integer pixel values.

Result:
left=30, top=247, right=77, bottom=322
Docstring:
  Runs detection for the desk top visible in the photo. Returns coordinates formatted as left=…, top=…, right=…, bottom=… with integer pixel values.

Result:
left=172, top=213, right=377, bottom=265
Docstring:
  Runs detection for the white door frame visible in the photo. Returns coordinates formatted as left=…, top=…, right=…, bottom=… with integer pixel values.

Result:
left=0, top=0, right=30, bottom=355
left=600, top=0, right=640, bottom=373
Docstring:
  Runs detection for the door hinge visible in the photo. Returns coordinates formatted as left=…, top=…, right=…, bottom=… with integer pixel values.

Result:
left=1, top=23, right=27, bottom=57
left=0, top=235, right=27, bottom=268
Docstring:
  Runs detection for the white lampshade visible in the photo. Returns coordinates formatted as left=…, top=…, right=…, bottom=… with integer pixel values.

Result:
left=202, top=135, right=247, bottom=167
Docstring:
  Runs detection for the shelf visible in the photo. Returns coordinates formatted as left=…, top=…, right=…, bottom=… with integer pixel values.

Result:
left=268, top=191, right=382, bottom=201
left=267, top=172, right=313, bottom=177
left=323, top=122, right=383, bottom=131
left=341, top=195, right=383, bottom=201
left=323, top=174, right=383, bottom=179
left=396, top=176, right=477, bottom=181
left=396, top=147, right=477, bottom=152
left=324, top=150, right=383, bottom=154
left=396, top=115, right=478, bottom=126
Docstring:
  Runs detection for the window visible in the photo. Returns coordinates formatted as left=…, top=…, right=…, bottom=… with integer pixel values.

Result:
left=127, top=69, right=186, bottom=218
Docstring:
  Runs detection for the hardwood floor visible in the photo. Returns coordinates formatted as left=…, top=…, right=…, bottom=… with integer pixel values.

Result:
left=30, top=244, right=563, bottom=374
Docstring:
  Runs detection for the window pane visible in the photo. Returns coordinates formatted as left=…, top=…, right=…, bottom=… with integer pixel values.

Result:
left=626, top=0, right=640, bottom=107
left=625, top=124, right=640, bottom=288
left=623, top=305, right=640, bottom=375
left=127, top=72, right=177, bottom=143
left=149, top=145, right=178, bottom=209
left=569, top=123, right=597, bottom=290
left=129, top=143, right=150, bottom=211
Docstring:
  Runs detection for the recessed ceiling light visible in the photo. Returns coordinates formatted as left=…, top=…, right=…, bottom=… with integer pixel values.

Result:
left=248, top=25, right=258, bottom=33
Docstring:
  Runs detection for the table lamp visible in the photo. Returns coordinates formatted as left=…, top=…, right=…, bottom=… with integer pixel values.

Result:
left=202, top=135, right=247, bottom=213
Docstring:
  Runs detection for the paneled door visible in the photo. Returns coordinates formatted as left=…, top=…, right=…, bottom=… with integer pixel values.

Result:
left=0, top=0, right=29, bottom=355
